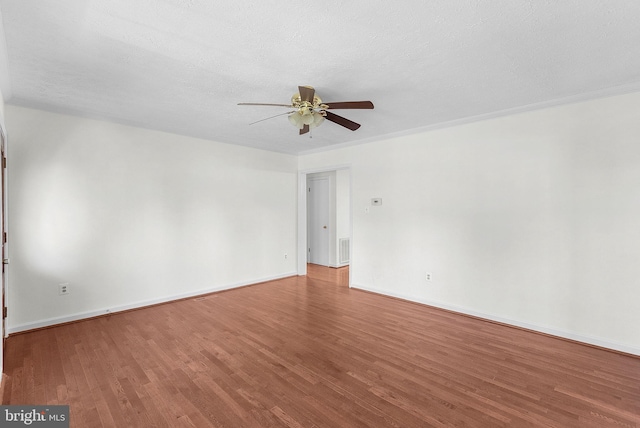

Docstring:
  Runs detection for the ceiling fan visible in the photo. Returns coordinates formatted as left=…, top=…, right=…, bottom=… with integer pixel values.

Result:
left=238, top=86, right=374, bottom=135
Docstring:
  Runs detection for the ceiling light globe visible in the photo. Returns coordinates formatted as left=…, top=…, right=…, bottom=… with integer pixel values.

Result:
left=310, top=112, right=325, bottom=128
left=288, top=113, right=301, bottom=127
left=302, top=113, right=315, bottom=125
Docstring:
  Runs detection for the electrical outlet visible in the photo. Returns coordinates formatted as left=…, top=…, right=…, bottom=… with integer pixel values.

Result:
left=284, top=253, right=288, bottom=259
left=425, top=272, right=433, bottom=282
left=59, top=283, right=70, bottom=295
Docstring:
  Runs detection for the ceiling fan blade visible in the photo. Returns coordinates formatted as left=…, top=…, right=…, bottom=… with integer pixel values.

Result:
left=238, top=103, right=294, bottom=107
left=300, top=124, right=310, bottom=135
left=298, top=86, right=315, bottom=103
left=249, top=111, right=296, bottom=125
left=324, top=111, right=361, bottom=131
left=325, top=101, right=374, bottom=109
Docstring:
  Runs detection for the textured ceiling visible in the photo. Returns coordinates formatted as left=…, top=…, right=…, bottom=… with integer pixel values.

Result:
left=1, top=1, right=640, bottom=155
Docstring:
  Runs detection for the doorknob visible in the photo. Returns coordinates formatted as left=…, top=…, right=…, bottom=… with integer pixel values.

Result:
left=323, top=226, right=327, bottom=229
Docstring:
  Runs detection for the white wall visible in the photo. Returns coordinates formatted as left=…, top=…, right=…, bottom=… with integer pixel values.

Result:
left=299, top=91, right=640, bottom=355
left=7, top=106, right=298, bottom=332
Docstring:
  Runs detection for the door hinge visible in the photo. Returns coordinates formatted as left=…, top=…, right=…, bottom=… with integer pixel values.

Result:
left=2, top=157, right=6, bottom=169
left=3, top=307, right=6, bottom=319
left=2, top=232, right=6, bottom=244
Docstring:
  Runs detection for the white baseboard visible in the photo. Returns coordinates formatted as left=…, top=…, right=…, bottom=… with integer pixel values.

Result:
left=7, top=272, right=297, bottom=334
left=351, top=283, right=640, bottom=357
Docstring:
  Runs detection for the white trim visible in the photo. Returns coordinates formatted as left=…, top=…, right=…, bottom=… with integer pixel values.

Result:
left=7, top=272, right=297, bottom=334
left=297, top=171, right=308, bottom=276
left=351, top=283, right=640, bottom=357
left=298, top=83, right=640, bottom=156
left=328, top=263, right=349, bottom=268
left=299, top=164, right=353, bottom=175
left=0, top=125, right=4, bottom=381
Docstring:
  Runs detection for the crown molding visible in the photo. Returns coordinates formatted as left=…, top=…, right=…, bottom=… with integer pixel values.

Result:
left=299, top=83, right=640, bottom=156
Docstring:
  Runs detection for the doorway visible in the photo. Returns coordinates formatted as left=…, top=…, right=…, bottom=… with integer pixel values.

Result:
left=298, top=167, right=352, bottom=284
left=307, top=175, right=330, bottom=266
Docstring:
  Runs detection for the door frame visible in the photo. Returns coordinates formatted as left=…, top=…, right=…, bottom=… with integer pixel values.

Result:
left=297, top=165, right=352, bottom=285
left=0, top=121, right=6, bottom=372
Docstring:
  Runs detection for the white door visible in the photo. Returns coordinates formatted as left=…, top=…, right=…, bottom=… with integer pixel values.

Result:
left=307, top=177, right=330, bottom=266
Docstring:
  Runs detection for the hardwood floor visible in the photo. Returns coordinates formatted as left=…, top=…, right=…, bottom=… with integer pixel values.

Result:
left=306, top=263, right=349, bottom=287
left=2, top=265, right=639, bottom=427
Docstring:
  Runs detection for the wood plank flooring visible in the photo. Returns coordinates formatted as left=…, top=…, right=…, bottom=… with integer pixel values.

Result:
left=2, top=265, right=640, bottom=427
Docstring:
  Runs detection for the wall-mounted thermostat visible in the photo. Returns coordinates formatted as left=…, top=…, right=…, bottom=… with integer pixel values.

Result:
left=371, top=198, right=382, bottom=206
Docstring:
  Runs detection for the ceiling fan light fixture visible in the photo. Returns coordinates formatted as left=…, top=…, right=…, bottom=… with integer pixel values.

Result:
left=288, top=112, right=304, bottom=129
left=301, top=113, right=315, bottom=125
left=310, top=111, right=325, bottom=128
